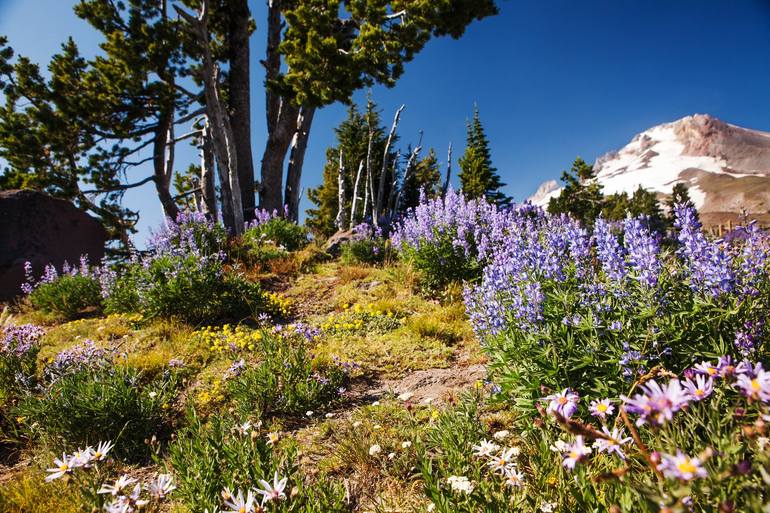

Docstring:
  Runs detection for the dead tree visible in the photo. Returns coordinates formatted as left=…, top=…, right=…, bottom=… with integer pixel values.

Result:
left=285, top=106, right=316, bottom=221
left=442, top=142, right=453, bottom=195
left=335, top=148, right=346, bottom=230
left=199, top=119, right=218, bottom=221
left=393, top=140, right=423, bottom=215
left=176, top=0, right=244, bottom=234
left=350, top=160, right=364, bottom=226
left=373, top=104, right=405, bottom=226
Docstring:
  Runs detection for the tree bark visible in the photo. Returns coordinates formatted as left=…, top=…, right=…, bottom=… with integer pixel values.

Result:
left=374, top=104, right=404, bottom=226
left=443, top=142, right=453, bottom=195
left=284, top=105, right=315, bottom=221
left=176, top=1, right=243, bottom=234
left=349, top=160, right=364, bottom=226
left=364, top=128, right=374, bottom=221
left=393, top=143, right=422, bottom=215
left=227, top=0, right=255, bottom=222
left=152, top=107, right=180, bottom=219
left=335, top=148, right=345, bottom=230
left=200, top=123, right=218, bottom=221
left=259, top=0, right=298, bottom=213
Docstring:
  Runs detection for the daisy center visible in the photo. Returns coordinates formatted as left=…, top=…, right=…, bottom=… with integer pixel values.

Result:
left=597, top=404, right=607, bottom=412
left=752, top=379, right=761, bottom=391
left=557, top=397, right=568, bottom=405
left=677, top=460, right=697, bottom=474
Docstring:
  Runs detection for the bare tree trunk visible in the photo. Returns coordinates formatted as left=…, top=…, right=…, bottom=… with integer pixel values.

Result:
left=349, top=160, right=364, bottom=226
left=152, top=107, right=180, bottom=219
left=284, top=105, right=316, bottom=221
left=335, top=148, right=345, bottom=230
left=386, top=149, right=401, bottom=217
left=176, top=1, right=243, bottom=234
left=364, top=127, right=374, bottom=221
left=200, top=122, right=218, bottom=221
left=394, top=143, right=422, bottom=215
left=259, top=0, right=298, bottom=214
left=374, top=104, right=405, bottom=226
left=442, top=142, right=453, bottom=195
left=227, top=0, right=255, bottom=222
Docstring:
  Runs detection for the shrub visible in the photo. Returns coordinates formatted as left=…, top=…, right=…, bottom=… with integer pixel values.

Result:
left=22, top=257, right=102, bottom=320
left=391, top=189, right=496, bottom=291
left=147, top=211, right=227, bottom=258
left=0, top=324, right=44, bottom=401
left=341, top=223, right=393, bottom=266
left=465, top=207, right=770, bottom=414
left=168, top=411, right=348, bottom=512
left=104, top=255, right=266, bottom=324
left=228, top=328, right=350, bottom=418
left=245, top=213, right=309, bottom=252
left=14, top=361, right=180, bottom=462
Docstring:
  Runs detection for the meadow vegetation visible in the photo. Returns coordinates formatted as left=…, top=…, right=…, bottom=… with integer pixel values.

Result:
left=1, top=191, right=769, bottom=512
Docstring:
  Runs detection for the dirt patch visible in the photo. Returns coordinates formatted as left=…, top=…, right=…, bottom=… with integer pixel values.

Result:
left=363, top=363, right=487, bottom=405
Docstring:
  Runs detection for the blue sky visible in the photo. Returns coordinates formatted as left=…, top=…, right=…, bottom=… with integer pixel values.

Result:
left=1, top=0, right=770, bottom=244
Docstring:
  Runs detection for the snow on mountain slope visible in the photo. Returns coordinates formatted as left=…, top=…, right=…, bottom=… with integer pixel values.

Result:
left=529, top=114, right=770, bottom=218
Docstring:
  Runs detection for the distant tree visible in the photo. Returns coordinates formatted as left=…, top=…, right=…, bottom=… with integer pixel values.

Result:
left=306, top=101, right=395, bottom=238
left=400, top=148, right=441, bottom=212
left=547, top=157, right=604, bottom=226
left=628, top=185, right=667, bottom=233
left=458, top=106, right=509, bottom=206
left=601, top=192, right=630, bottom=222
left=262, top=0, right=499, bottom=220
left=666, top=182, right=698, bottom=224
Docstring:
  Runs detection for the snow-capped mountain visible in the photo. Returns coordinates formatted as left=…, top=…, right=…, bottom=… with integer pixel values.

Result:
left=529, top=114, right=770, bottom=224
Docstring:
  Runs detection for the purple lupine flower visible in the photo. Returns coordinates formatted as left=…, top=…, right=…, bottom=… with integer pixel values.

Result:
left=544, top=388, right=580, bottom=419
left=657, top=450, right=708, bottom=481
left=674, top=203, right=735, bottom=297
left=594, top=218, right=627, bottom=284
left=623, top=216, right=662, bottom=288
left=561, top=436, right=591, bottom=470
left=46, top=340, right=112, bottom=378
left=622, top=379, right=690, bottom=426
left=1, top=324, right=45, bottom=356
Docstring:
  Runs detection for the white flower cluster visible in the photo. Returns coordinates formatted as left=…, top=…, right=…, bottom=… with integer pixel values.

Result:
left=100, top=473, right=175, bottom=513
left=45, top=440, right=114, bottom=481
left=472, top=438, right=525, bottom=488
left=221, top=471, right=288, bottom=513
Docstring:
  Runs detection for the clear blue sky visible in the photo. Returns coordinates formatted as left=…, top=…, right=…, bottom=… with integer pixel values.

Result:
left=1, top=0, right=769, bottom=245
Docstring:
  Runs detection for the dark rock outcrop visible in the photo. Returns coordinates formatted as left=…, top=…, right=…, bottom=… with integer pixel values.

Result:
left=324, top=229, right=355, bottom=257
left=0, top=190, right=107, bottom=300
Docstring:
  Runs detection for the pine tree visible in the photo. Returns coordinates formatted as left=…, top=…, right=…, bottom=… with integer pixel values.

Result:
left=306, top=101, right=394, bottom=237
left=666, top=182, right=698, bottom=225
left=458, top=107, right=509, bottom=206
left=547, top=157, right=604, bottom=226
left=628, top=185, right=667, bottom=233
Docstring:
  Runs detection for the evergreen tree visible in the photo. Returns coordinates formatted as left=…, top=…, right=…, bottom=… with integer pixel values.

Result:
left=547, top=157, right=604, bottom=226
left=601, top=192, right=630, bottom=222
left=628, top=185, right=667, bottom=233
left=667, top=182, right=698, bottom=224
left=306, top=101, right=395, bottom=237
left=458, top=107, right=509, bottom=206
left=400, top=148, right=441, bottom=212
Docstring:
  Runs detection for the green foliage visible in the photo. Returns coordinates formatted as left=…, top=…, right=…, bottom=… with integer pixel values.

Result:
left=601, top=191, right=630, bottom=222
left=403, top=236, right=480, bottom=292
left=548, top=157, right=604, bottom=226
left=13, top=365, right=179, bottom=462
left=341, top=238, right=392, bottom=266
left=278, top=1, right=498, bottom=107
left=244, top=217, right=309, bottom=252
left=627, top=185, right=667, bottom=233
left=667, top=182, right=698, bottom=224
left=458, top=107, right=509, bottom=207
left=169, top=411, right=349, bottom=513
left=28, top=274, right=102, bottom=320
left=104, top=256, right=265, bottom=324
left=228, top=332, right=349, bottom=419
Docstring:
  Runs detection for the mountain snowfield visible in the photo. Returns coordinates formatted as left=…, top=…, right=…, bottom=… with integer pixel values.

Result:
left=529, top=114, right=770, bottom=224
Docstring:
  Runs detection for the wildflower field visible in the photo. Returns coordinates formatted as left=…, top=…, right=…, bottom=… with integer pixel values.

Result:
left=2, top=193, right=770, bottom=512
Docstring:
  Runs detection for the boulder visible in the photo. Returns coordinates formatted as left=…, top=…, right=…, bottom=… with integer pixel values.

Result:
left=0, top=190, right=108, bottom=301
left=324, top=229, right=355, bottom=257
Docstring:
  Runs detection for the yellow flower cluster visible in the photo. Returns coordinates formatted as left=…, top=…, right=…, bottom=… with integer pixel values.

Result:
left=321, top=303, right=397, bottom=333
left=194, top=324, right=264, bottom=353
left=196, top=379, right=226, bottom=411
left=262, top=291, right=292, bottom=318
